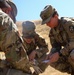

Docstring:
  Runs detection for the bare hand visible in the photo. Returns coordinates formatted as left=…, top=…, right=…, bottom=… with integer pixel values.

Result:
left=46, top=52, right=60, bottom=64
left=29, top=50, right=36, bottom=61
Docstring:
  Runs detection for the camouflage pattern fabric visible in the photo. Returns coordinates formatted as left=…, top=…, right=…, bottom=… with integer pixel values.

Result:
left=49, top=17, right=74, bottom=73
left=0, top=9, right=31, bottom=73
left=50, top=56, right=72, bottom=74
left=23, top=34, right=49, bottom=74
left=0, top=68, right=32, bottom=75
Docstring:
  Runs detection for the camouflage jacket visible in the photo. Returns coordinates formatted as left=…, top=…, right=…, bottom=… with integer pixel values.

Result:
left=0, top=9, right=31, bottom=73
left=49, top=17, right=74, bottom=56
left=23, top=34, right=48, bottom=58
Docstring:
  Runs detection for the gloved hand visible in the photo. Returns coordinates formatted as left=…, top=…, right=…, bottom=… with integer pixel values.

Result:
left=32, top=64, right=43, bottom=74
left=29, top=59, right=43, bottom=74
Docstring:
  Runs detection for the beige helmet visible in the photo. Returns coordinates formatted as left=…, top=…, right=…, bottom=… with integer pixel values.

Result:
left=22, top=21, right=36, bottom=38
left=40, top=5, right=55, bottom=24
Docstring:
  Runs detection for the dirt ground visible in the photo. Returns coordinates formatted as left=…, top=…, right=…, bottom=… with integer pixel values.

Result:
left=16, top=21, right=70, bottom=75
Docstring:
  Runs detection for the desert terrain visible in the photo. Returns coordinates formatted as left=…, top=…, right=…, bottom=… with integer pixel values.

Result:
left=16, top=20, right=70, bottom=75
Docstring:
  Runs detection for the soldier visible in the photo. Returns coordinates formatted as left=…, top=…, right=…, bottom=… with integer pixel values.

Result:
left=22, top=21, right=49, bottom=75
left=0, top=0, right=32, bottom=75
left=40, top=5, right=74, bottom=75
left=0, top=0, right=17, bottom=23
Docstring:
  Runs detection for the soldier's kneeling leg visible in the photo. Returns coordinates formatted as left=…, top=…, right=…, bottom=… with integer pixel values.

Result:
left=50, top=56, right=71, bottom=74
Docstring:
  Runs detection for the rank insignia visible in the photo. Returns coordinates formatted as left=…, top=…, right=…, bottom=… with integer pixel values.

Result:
left=69, top=25, right=74, bottom=33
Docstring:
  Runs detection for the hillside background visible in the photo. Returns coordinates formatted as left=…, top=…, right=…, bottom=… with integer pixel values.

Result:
left=16, top=20, right=70, bottom=75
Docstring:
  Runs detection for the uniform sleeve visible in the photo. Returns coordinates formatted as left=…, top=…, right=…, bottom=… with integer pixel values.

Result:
left=35, top=34, right=49, bottom=57
left=49, top=30, right=61, bottom=54
left=0, top=10, right=29, bottom=70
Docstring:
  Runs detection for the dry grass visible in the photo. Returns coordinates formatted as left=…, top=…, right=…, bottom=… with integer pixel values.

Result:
left=16, top=21, right=70, bottom=75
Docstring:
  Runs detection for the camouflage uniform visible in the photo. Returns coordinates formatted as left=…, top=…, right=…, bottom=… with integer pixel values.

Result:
left=23, top=34, right=48, bottom=72
left=22, top=21, right=49, bottom=75
left=40, top=5, right=74, bottom=75
left=0, top=1, right=32, bottom=75
left=49, top=17, right=74, bottom=74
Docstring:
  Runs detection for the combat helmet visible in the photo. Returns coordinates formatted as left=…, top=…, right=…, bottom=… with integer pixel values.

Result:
left=40, top=5, right=55, bottom=24
left=22, top=21, right=36, bottom=38
left=0, top=0, right=17, bottom=22
left=7, top=0, right=17, bottom=22
left=0, top=0, right=10, bottom=8
left=0, top=0, right=17, bottom=17
left=6, top=0, right=17, bottom=17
